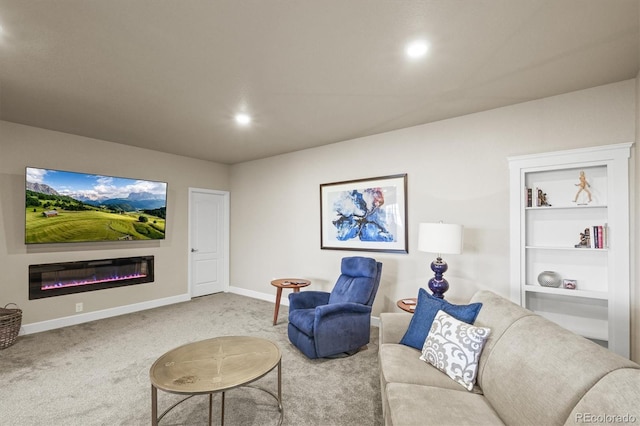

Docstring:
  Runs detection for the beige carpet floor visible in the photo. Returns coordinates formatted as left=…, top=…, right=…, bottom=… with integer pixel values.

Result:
left=1, top=293, right=382, bottom=425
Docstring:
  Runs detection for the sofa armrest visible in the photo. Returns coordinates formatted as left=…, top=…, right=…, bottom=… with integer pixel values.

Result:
left=379, top=312, right=412, bottom=344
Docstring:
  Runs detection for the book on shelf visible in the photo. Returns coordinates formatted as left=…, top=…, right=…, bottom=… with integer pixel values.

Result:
left=580, top=224, right=608, bottom=249
left=592, top=224, right=608, bottom=249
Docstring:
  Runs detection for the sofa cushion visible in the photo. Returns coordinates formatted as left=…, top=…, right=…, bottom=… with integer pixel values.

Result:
left=481, top=315, right=639, bottom=426
left=379, top=343, right=477, bottom=393
left=565, top=369, right=640, bottom=425
left=400, top=288, right=482, bottom=350
left=420, top=310, right=491, bottom=391
left=385, top=383, right=504, bottom=426
left=468, top=290, right=535, bottom=389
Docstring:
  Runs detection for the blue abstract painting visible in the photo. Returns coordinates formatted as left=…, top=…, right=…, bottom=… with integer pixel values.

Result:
left=332, top=187, right=394, bottom=242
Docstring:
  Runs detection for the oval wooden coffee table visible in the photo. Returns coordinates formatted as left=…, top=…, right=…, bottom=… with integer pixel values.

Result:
left=271, top=278, right=311, bottom=325
left=150, top=336, right=282, bottom=425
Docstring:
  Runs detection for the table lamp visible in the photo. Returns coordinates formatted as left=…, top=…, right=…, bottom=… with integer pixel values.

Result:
left=418, top=222, right=464, bottom=299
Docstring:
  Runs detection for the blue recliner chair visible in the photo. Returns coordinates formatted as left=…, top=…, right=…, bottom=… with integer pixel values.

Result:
left=287, top=256, right=382, bottom=359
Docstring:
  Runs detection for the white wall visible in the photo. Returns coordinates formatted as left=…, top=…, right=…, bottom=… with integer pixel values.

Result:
left=229, top=80, right=637, bottom=359
left=0, top=121, right=229, bottom=326
left=1, top=79, right=636, bottom=362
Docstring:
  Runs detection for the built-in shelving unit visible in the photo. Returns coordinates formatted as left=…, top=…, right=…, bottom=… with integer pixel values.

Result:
left=508, top=143, right=633, bottom=358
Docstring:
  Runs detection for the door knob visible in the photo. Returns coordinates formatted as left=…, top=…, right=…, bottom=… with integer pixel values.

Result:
left=191, top=248, right=198, bottom=252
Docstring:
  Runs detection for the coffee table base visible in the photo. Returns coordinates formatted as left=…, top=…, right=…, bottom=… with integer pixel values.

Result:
left=152, top=364, right=283, bottom=426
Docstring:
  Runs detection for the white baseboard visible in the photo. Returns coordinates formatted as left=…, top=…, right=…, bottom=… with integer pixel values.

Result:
left=20, top=293, right=191, bottom=335
left=228, top=285, right=289, bottom=305
left=20, top=288, right=379, bottom=335
left=371, top=316, right=380, bottom=327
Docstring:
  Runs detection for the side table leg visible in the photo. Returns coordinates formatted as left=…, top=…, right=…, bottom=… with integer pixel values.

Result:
left=273, top=287, right=283, bottom=325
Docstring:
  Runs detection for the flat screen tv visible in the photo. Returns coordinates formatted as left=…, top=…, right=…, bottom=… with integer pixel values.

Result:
left=25, top=167, right=168, bottom=244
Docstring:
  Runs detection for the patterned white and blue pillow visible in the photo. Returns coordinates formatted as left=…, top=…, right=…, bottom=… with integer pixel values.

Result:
left=419, top=309, right=491, bottom=391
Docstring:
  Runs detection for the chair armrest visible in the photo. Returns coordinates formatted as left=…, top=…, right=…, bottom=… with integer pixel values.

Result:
left=315, top=302, right=372, bottom=319
left=289, top=291, right=330, bottom=311
left=313, top=303, right=373, bottom=357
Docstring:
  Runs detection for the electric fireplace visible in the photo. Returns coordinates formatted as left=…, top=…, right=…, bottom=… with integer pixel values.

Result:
left=29, top=256, right=154, bottom=300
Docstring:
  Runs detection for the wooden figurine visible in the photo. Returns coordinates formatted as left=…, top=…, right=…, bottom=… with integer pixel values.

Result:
left=573, top=170, right=592, bottom=204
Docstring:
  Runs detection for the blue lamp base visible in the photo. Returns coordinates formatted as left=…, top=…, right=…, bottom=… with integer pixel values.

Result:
left=428, top=257, right=449, bottom=299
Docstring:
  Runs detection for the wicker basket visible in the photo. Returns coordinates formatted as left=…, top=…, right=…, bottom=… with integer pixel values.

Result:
left=0, top=303, right=22, bottom=349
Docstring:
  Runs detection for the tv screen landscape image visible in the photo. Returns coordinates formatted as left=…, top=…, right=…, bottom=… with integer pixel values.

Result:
left=25, top=167, right=168, bottom=244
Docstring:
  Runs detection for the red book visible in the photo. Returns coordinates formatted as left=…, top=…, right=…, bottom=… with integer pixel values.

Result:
left=598, top=226, right=603, bottom=249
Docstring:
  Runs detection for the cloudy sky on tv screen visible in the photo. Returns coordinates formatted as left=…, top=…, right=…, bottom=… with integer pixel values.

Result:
left=25, top=167, right=167, bottom=244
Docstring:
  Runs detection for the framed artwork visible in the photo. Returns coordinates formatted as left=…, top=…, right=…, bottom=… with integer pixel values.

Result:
left=320, top=174, right=408, bottom=253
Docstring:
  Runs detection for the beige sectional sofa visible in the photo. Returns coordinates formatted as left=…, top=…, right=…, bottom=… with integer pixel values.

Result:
left=379, top=290, right=640, bottom=425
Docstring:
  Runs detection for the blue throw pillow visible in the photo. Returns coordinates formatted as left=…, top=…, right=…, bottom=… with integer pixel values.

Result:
left=400, top=288, right=483, bottom=350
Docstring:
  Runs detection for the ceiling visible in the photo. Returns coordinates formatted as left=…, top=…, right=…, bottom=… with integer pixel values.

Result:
left=1, top=1, right=638, bottom=165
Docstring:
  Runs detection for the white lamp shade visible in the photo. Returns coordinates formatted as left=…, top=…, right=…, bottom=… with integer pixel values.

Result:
left=418, top=223, right=464, bottom=255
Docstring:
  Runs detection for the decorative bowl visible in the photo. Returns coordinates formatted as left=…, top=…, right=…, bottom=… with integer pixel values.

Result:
left=537, top=271, right=561, bottom=288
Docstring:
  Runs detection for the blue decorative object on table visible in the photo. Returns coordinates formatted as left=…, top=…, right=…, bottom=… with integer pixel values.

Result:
left=417, top=222, right=464, bottom=299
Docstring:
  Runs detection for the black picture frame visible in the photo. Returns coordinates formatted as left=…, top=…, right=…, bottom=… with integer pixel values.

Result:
left=320, top=174, right=408, bottom=253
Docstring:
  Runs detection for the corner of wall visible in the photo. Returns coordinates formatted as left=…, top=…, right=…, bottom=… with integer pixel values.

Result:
left=632, top=72, right=639, bottom=363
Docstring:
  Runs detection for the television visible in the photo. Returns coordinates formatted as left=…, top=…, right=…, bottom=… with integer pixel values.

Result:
left=25, top=167, right=168, bottom=244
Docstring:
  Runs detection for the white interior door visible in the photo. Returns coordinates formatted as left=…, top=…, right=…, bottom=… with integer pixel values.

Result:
left=189, top=188, right=229, bottom=297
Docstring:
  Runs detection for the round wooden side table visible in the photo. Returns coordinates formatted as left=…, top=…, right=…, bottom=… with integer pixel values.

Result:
left=396, top=297, right=417, bottom=313
left=270, top=278, right=311, bottom=325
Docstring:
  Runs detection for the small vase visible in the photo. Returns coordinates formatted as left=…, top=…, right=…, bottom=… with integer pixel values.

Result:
left=537, top=271, right=561, bottom=288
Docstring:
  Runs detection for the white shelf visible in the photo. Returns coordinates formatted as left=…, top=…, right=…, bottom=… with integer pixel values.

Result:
left=525, top=246, right=608, bottom=251
left=509, top=142, right=632, bottom=358
left=523, top=284, right=608, bottom=300
left=525, top=204, right=606, bottom=211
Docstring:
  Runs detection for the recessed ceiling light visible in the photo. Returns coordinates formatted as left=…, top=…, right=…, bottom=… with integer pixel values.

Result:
left=406, top=41, right=429, bottom=59
left=235, top=113, right=251, bottom=125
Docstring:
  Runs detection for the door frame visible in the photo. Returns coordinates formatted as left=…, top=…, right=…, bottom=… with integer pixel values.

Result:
left=187, top=187, right=230, bottom=297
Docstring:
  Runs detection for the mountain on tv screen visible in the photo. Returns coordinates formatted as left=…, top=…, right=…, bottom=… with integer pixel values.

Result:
left=25, top=167, right=168, bottom=244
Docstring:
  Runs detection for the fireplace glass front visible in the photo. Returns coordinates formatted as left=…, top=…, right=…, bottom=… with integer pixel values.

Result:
left=29, top=256, right=154, bottom=300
